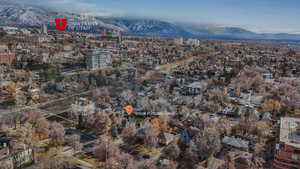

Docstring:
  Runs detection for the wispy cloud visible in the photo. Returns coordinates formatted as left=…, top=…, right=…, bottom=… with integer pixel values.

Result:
left=45, top=0, right=74, bottom=4
left=246, top=26, right=300, bottom=34
left=23, top=0, right=118, bottom=16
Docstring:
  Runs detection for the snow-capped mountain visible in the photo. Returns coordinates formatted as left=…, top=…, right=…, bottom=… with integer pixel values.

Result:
left=0, top=0, right=191, bottom=36
left=0, top=0, right=55, bottom=25
left=99, top=17, right=192, bottom=37
left=1, top=0, right=300, bottom=40
left=0, top=0, right=122, bottom=33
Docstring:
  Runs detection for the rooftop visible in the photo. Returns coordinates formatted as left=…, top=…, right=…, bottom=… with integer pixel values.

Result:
left=280, top=117, right=300, bottom=148
left=222, top=136, right=249, bottom=149
left=186, top=81, right=207, bottom=88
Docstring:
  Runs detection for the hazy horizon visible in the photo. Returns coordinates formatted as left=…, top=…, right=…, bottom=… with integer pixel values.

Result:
left=5, top=0, right=300, bottom=34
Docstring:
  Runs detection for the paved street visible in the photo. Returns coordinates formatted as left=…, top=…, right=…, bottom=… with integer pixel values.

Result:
left=0, top=89, right=93, bottom=119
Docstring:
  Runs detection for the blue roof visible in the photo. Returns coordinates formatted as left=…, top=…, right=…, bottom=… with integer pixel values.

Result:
left=222, top=136, right=249, bottom=149
left=180, top=131, right=192, bottom=143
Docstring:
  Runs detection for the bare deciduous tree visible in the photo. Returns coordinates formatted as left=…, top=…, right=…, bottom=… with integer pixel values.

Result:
left=94, top=140, right=108, bottom=161
left=122, top=122, right=137, bottom=145
left=162, top=142, right=180, bottom=160
left=65, top=134, right=82, bottom=152
left=27, top=111, right=43, bottom=127
left=189, top=128, right=221, bottom=162
left=94, top=139, right=137, bottom=169
left=35, top=155, right=72, bottom=169
left=140, top=162, right=158, bottom=169
left=1, top=111, right=26, bottom=129
left=49, top=122, right=65, bottom=146
left=121, top=89, right=136, bottom=105
left=107, top=152, right=137, bottom=169
left=142, top=121, right=158, bottom=150
left=27, top=112, right=50, bottom=138
left=16, top=122, right=38, bottom=148
left=262, top=99, right=281, bottom=116
left=94, top=87, right=111, bottom=108
left=93, top=110, right=111, bottom=134
left=158, top=160, right=178, bottom=169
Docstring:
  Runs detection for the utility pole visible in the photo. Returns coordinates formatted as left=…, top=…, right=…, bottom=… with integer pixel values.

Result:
left=105, top=137, right=109, bottom=169
left=106, top=140, right=108, bottom=169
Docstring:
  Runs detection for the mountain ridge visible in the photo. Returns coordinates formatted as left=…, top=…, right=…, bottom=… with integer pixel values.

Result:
left=0, top=1, right=300, bottom=40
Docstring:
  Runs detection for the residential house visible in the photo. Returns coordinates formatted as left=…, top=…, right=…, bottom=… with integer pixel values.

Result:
left=222, top=136, right=249, bottom=151
left=63, top=43, right=74, bottom=51
left=0, top=50, right=16, bottom=65
left=158, top=131, right=175, bottom=146
left=238, top=92, right=252, bottom=107
left=228, top=150, right=253, bottom=169
left=263, top=73, right=275, bottom=85
left=262, top=112, right=272, bottom=122
left=197, top=157, right=226, bottom=169
left=0, top=132, right=34, bottom=169
left=182, top=81, right=207, bottom=95
left=71, top=97, right=95, bottom=117
left=219, top=106, right=240, bottom=117
left=71, top=97, right=95, bottom=128
left=263, top=73, right=273, bottom=79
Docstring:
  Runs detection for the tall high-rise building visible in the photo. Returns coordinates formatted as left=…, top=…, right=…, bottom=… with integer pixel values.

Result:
left=101, top=29, right=108, bottom=36
left=41, top=24, right=48, bottom=34
left=174, top=37, right=184, bottom=45
left=118, top=30, right=122, bottom=42
left=86, top=48, right=112, bottom=70
left=186, top=38, right=200, bottom=46
left=273, top=117, right=300, bottom=169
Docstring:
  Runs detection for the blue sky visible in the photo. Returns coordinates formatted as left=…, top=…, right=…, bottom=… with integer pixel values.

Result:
left=22, top=0, right=300, bottom=34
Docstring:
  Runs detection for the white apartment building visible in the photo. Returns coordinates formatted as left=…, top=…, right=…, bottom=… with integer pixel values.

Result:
left=86, top=48, right=112, bottom=70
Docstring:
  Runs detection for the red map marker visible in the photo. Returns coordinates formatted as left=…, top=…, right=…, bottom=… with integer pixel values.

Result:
left=55, top=18, right=68, bottom=31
